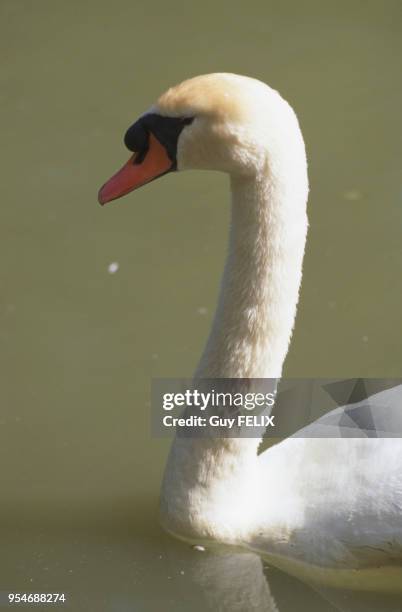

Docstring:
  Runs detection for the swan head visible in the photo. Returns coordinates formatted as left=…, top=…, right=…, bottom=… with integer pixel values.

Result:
left=98, top=73, right=303, bottom=204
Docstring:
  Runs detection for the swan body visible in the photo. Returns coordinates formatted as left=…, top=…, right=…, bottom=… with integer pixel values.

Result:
left=99, top=73, right=402, bottom=578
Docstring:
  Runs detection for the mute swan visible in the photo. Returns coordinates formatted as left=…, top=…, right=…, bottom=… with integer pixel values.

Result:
left=98, top=73, right=402, bottom=584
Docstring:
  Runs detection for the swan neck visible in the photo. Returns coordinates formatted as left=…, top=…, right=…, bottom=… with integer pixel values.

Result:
left=161, top=142, right=308, bottom=541
left=195, top=168, right=308, bottom=379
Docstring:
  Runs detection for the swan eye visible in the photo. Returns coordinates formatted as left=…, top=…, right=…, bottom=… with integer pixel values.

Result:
left=124, top=114, right=194, bottom=168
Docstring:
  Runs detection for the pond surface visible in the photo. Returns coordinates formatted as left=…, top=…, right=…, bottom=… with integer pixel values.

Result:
left=1, top=0, right=402, bottom=610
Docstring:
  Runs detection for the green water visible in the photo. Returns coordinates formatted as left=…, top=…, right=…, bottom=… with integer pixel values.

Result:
left=1, top=0, right=402, bottom=609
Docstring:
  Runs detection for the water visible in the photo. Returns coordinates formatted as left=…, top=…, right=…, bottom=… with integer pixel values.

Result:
left=1, top=0, right=402, bottom=609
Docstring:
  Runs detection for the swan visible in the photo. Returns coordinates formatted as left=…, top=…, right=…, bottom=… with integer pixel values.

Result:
left=98, top=73, right=402, bottom=585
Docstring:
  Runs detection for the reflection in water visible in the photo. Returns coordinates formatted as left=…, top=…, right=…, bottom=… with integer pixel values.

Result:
left=182, top=547, right=402, bottom=612
left=189, top=550, right=279, bottom=612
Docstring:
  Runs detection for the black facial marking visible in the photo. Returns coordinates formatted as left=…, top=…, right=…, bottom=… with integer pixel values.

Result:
left=124, top=114, right=194, bottom=169
left=124, top=120, right=149, bottom=163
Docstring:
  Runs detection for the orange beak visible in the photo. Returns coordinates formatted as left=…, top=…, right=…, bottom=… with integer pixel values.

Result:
left=98, top=133, right=173, bottom=205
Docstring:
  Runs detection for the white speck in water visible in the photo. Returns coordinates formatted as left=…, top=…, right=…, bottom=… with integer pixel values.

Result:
left=180, top=570, right=185, bottom=575
left=159, top=555, right=163, bottom=559
left=343, top=189, right=362, bottom=201
left=108, top=262, right=119, bottom=274
left=197, top=307, right=208, bottom=316
left=362, top=335, right=369, bottom=343
left=192, top=545, right=206, bottom=552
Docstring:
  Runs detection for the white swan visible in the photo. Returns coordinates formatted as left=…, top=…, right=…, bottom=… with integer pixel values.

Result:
left=98, top=73, right=402, bottom=585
